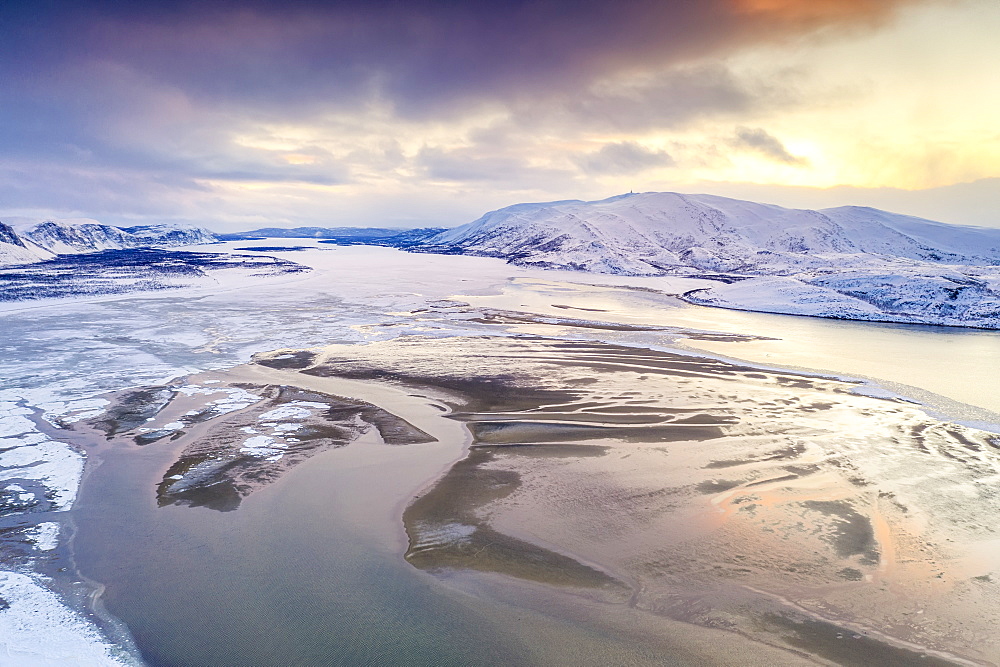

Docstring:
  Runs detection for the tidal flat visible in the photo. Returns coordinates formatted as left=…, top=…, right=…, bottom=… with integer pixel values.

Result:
left=70, top=328, right=1000, bottom=665
left=68, top=345, right=813, bottom=666
left=278, top=334, right=1000, bottom=666
left=6, top=246, right=1000, bottom=665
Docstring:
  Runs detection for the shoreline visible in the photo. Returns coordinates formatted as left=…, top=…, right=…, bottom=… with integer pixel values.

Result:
left=4, top=245, right=1000, bottom=664
left=254, top=335, right=998, bottom=665
left=38, top=326, right=1000, bottom=665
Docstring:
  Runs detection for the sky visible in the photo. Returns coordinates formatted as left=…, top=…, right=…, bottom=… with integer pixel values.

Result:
left=1, top=0, right=998, bottom=231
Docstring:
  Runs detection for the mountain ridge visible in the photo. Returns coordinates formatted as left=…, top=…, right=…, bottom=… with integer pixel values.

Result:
left=414, top=191, right=1000, bottom=328
left=0, top=219, right=218, bottom=266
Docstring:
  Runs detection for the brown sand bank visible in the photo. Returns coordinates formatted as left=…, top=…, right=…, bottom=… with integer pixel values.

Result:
left=249, top=334, right=1000, bottom=666
left=79, top=372, right=437, bottom=512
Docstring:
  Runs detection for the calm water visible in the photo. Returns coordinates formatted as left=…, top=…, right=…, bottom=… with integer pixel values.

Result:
left=72, top=432, right=533, bottom=666
left=466, top=277, right=1000, bottom=421
left=37, top=251, right=1000, bottom=664
left=72, top=429, right=705, bottom=666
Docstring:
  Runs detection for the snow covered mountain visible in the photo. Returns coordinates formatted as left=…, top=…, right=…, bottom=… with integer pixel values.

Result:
left=418, top=192, right=1000, bottom=329
left=0, top=223, right=55, bottom=266
left=19, top=219, right=139, bottom=254
left=0, top=219, right=218, bottom=266
left=120, top=224, right=218, bottom=247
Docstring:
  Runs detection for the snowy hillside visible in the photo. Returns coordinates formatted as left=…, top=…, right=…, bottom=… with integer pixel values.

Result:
left=0, top=223, right=55, bottom=266
left=418, top=192, right=1000, bottom=328
left=18, top=219, right=138, bottom=254
left=122, top=224, right=218, bottom=247
left=0, top=219, right=218, bottom=266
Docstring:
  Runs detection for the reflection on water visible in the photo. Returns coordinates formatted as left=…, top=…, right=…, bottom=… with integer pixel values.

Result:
left=52, top=262, right=1000, bottom=665
left=462, top=277, right=1000, bottom=419
left=73, top=421, right=785, bottom=666
left=74, top=431, right=534, bottom=666
left=293, top=336, right=999, bottom=665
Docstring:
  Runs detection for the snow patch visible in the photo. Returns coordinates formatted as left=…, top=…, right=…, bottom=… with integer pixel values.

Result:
left=257, top=406, right=313, bottom=421
left=850, top=383, right=912, bottom=401
left=0, top=437, right=84, bottom=512
left=0, top=572, right=133, bottom=665
left=27, top=523, right=60, bottom=552
left=239, top=435, right=286, bottom=461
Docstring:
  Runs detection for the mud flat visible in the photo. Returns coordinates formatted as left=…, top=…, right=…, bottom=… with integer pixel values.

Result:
left=65, top=325, right=1000, bottom=665
left=250, top=334, right=1000, bottom=666
left=68, top=345, right=820, bottom=666
left=82, top=373, right=436, bottom=512
left=68, top=362, right=483, bottom=665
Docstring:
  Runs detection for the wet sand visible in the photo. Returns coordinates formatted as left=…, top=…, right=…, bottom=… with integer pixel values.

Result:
left=248, top=334, right=1000, bottom=666
left=68, top=345, right=827, bottom=666
left=61, top=298, right=1000, bottom=665
left=457, top=275, right=1000, bottom=417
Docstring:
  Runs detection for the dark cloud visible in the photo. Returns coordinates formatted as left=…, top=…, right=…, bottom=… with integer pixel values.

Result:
left=465, top=63, right=800, bottom=151
left=1, top=0, right=937, bottom=116
left=731, top=126, right=807, bottom=165
left=0, top=0, right=940, bottom=220
left=576, top=142, right=676, bottom=175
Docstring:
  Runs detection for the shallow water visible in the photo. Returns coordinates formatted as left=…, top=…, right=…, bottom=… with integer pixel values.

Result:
left=70, top=332, right=1000, bottom=665
left=72, top=430, right=543, bottom=666
left=71, top=423, right=778, bottom=666
left=5, top=247, right=1000, bottom=664
left=462, top=277, right=1000, bottom=421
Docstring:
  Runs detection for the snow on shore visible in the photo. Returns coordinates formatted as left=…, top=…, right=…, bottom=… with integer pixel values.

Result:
left=0, top=572, right=133, bottom=666
left=3, top=237, right=997, bottom=664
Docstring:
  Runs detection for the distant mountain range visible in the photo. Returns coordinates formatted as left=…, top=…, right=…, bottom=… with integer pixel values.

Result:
left=8, top=193, right=1000, bottom=328
left=410, top=192, right=1000, bottom=328
left=219, top=226, right=444, bottom=246
left=420, top=193, right=1000, bottom=272
left=0, top=219, right=218, bottom=266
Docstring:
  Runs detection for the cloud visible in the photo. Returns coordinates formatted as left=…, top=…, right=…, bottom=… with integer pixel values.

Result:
left=576, top=142, right=676, bottom=175
left=731, top=0, right=917, bottom=24
left=2, top=0, right=938, bottom=116
left=544, top=65, right=765, bottom=133
left=694, top=177, right=1000, bottom=229
left=0, top=0, right=948, bottom=223
left=0, top=160, right=212, bottom=221
left=731, top=126, right=807, bottom=165
left=417, top=147, right=574, bottom=187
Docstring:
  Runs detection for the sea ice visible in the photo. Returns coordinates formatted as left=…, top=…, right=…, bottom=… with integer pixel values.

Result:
left=0, top=414, right=36, bottom=437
